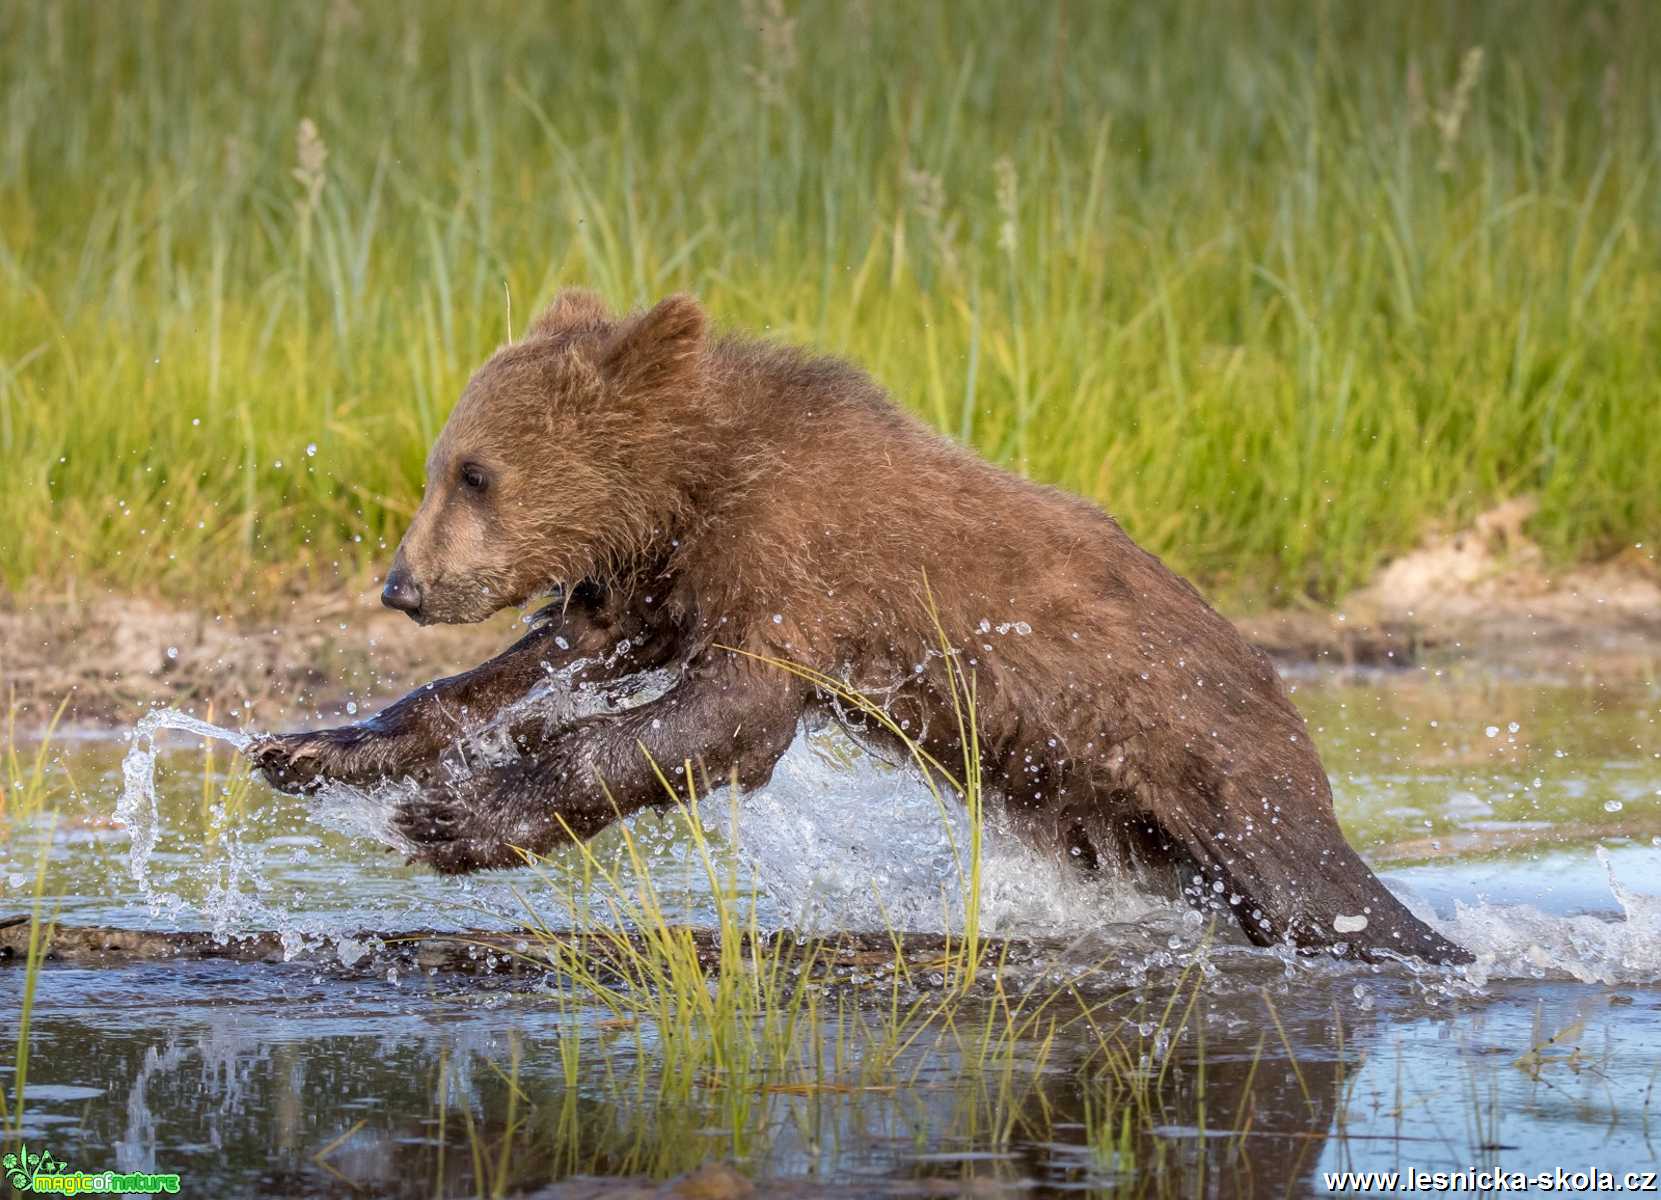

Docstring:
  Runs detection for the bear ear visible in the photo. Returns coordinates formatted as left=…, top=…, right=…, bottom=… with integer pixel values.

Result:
left=600, top=294, right=706, bottom=399
left=528, top=288, right=613, bottom=339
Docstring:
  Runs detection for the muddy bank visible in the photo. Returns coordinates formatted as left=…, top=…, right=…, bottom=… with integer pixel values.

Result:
left=2, top=514, right=1656, bottom=729
left=1242, top=504, right=1660, bottom=682
left=0, top=586, right=529, bottom=727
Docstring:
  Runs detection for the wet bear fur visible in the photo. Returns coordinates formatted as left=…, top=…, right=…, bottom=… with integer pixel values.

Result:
left=251, top=290, right=1468, bottom=965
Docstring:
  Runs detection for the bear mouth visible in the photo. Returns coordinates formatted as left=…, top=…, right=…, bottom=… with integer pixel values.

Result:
left=528, top=579, right=579, bottom=624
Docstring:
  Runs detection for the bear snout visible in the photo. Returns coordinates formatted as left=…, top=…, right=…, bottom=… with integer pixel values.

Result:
left=382, top=566, right=424, bottom=618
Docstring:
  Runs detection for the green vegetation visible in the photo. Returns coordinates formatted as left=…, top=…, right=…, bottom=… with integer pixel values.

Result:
left=3, top=830, right=56, bottom=1137
left=1, top=1, right=1656, bottom=607
left=196, top=707, right=255, bottom=850
left=1, top=696, right=70, bottom=824
left=510, top=786, right=1082, bottom=1176
left=473, top=748, right=1248, bottom=1187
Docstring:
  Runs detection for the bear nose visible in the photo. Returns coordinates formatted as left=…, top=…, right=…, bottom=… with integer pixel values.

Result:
left=381, top=568, right=423, bottom=616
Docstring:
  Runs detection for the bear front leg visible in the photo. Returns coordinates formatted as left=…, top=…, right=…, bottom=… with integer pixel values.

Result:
left=393, top=652, right=805, bottom=873
left=248, top=584, right=674, bottom=794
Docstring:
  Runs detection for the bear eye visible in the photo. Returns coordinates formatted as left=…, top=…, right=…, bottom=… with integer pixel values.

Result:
left=459, top=463, right=489, bottom=493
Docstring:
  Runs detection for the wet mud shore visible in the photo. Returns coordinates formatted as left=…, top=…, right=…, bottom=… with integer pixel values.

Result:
left=3, top=551, right=1656, bottom=732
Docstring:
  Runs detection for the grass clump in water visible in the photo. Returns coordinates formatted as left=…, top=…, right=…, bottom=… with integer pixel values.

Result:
left=475, top=645, right=1245, bottom=1189
left=3, top=831, right=57, bottom=1141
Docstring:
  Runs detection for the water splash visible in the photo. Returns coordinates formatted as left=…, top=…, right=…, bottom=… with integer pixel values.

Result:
left=720, top=736, right=1661, bottom=987
left=108, top=692, right=1660, bottom=986
left=706, top=720, right=1177, bottom=940
left=306, top=659, right=680, bottom=853
left=118, top=707, right=251, bottom=895
left=1419, top=847, right=1661, bottom=987
left=109, top=659, right=681, bottom=944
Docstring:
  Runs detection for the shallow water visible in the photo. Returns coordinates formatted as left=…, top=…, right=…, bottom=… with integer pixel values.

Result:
left=2, top=670, right=1658, bottom=1196
left=4, top=960, right=1657, bottom=1197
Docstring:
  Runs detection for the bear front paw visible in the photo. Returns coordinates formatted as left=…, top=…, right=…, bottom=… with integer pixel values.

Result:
left=247, top=728, right=369, bottom=795
left=247, top=733, right=333, bottom=795
left=392, top=794, right=524, bottom=874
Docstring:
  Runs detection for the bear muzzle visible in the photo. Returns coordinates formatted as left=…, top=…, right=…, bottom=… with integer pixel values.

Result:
left=382, top=565, right=424, bottom=619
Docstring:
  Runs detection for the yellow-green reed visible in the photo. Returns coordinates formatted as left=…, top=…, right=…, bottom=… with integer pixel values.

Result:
left=3, top=826, right=57, bottom=1137
left=1, top=695, right=71, bottom=827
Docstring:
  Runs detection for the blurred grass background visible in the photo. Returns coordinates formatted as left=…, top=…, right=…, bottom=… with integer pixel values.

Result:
left=0, top=0, right=1656, bottom=610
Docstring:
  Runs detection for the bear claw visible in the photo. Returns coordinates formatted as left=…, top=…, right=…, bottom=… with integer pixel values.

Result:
left=247, top=734, right=330, bottom=795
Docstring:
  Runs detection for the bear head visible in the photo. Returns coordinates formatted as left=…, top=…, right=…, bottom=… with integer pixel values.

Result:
left=382, top=290, right=707, bottom=624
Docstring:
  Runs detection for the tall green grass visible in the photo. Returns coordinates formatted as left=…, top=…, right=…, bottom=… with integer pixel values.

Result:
left=0, top=1, right=1656, bottom=606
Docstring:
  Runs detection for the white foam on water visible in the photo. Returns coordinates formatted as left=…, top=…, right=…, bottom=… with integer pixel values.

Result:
left=1414, top=848, right=1661, bottom=987
left=702, top=720, right=1176, bottom=940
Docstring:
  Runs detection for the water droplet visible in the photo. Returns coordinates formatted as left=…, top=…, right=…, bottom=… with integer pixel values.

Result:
left=337, top=938, right=368, bottom=967
left=1484, top=725, right=1500, bottom=738
left=305, top=442, right=318, bottom=457
left=345, top=701, right=358, bottom=715
left=1604, top=799, right=1624, bottom=813
left=165, top=646, right=179, bottom=660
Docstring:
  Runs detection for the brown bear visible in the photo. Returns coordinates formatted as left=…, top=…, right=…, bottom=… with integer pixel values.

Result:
left=250, top=290, right=1468, bottom=964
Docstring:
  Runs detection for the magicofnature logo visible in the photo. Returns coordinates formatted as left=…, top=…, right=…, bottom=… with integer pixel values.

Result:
left=2, top=1146, right=63, bottom=1191
left=3, top=1144, right=180, bottom=1195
